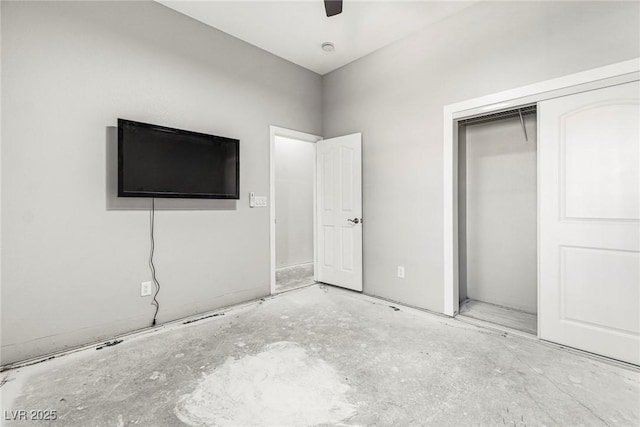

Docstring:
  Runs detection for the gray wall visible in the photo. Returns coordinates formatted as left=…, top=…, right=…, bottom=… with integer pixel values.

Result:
left=1, top=1, right=322, bottom=365
left=275, top=136, right=315, bottom=268
left=322, top=1, right=640, bottom=313
left=459, top=116, right=537, bottom=314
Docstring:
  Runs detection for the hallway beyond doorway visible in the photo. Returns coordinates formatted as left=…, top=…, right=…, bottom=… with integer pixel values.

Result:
left=275, top=262, right=315, bottom=293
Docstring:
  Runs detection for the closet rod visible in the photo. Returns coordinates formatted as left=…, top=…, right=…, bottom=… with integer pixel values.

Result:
left=458, top=104, right=537, bottom=127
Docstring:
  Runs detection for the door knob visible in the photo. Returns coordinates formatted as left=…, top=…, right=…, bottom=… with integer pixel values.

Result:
left=347, top=218, right=361, bottom=224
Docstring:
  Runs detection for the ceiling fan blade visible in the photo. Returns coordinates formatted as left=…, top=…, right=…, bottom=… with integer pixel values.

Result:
left=324, top=0, right=343, bottom=17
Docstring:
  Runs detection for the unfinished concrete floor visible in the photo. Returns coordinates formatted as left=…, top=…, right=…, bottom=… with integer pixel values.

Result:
left=1, top=285, right=638, bottom=426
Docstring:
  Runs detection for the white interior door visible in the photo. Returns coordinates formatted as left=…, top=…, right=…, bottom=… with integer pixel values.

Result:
left=539, top=81, right=640, bottom=365
left=317, top=133, right=363, bottom=291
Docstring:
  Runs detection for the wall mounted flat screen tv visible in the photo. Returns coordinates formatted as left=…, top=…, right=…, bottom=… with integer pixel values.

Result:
left=118, top=119, right=239, bottom=199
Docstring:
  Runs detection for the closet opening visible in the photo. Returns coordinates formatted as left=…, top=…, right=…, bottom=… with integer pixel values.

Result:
left=456, top=105, right=538, bottom=335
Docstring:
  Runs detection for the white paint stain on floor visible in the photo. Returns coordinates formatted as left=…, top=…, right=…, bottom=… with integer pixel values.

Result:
left=174, top=341, right=356, bottom=426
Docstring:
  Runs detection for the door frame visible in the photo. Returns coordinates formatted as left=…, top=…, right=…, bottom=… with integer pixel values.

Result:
left=269, top=126, right=323, bottom=295
left=443, top=58, right=640, bottom=318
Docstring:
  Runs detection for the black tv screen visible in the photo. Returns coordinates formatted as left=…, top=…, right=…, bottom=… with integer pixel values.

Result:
left=118, top=119, right=239, bottom=199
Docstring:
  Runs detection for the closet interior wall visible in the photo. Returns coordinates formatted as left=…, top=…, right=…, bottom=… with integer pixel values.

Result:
left=458, top=111, right=538, bottom=314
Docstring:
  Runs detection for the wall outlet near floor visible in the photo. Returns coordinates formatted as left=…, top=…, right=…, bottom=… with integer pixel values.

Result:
left=141, top=281, right=152, bottom=297
left=397, top=266, right=405, bottom=279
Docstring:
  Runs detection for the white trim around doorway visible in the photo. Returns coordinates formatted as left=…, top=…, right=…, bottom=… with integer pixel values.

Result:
left=443, top=58, right=640, bottom=317
left=269, top=126, right=323, bottom=295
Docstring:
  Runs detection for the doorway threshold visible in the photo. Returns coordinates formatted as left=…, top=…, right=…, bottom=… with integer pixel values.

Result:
left=275, top=263, right=315, bottom=294
left=458, top=299, right=537, bottom=336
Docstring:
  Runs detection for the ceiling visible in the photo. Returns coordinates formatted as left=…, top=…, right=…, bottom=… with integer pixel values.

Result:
left=157, top=1, right=478, bottom=75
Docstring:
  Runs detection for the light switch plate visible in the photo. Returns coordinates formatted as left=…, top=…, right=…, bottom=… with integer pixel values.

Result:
left=250, top=194, right=267, bottom=207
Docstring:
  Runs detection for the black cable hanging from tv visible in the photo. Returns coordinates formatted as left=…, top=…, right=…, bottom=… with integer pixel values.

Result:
left=149, top=198, right=161, bottom=326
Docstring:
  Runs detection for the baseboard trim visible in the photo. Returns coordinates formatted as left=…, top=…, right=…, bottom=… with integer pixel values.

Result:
left=0, top=289, right=276, bottom=372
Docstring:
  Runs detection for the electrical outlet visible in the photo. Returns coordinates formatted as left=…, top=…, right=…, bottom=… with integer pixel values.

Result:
left=141, top=281, right=152, bottom=297
left=397, top=266, right=405, bottom=279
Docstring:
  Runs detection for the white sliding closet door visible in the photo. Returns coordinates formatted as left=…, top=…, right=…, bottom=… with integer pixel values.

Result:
left=539, top=81, right=640, bottom=365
